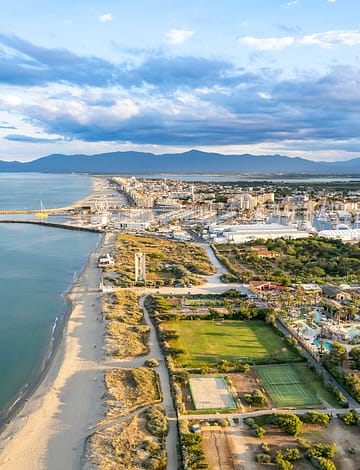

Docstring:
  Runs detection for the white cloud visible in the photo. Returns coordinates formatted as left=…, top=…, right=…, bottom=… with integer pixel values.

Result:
left=99, top=13, right=113, bottom=23
left=2, top=95, right=23, bottom=107
left=300, top=30, right=360, bottom=48
left=281, top=0, right=299, bottom=8
left=165, top=29, right=194, bottom=45
left=239, top=30, right=360, bottom=51
left=258, top=91, right=272, bottom=100
left=239, top=36, right=295, bottom=50
left=327, top=0, right=336, bottom=2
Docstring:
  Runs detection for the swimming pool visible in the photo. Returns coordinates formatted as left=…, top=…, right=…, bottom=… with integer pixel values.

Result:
left=313, top=338, right=331, bottom=351
left=348, top=329, right=360, bottom=340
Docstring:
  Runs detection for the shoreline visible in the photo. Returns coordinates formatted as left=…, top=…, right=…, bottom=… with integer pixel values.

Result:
left=0, top=230, right=114, bottom=469
left=0, top=175, right=100, bottom=431
left=0, top=234, right=102, bottom=432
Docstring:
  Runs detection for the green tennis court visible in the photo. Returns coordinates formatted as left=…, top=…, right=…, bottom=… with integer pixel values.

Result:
left=256, top=364, right=321, bottom=408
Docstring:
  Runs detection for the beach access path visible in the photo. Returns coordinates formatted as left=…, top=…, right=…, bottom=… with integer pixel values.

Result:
left=0, top=233, right=115, bottom=470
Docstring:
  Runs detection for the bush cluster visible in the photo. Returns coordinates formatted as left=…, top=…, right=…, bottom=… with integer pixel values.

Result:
left=144, top=406, right=168, bottom=439
left=244, top=389, right=267, bottom=406
left=179, top=422, right=208, bottom=469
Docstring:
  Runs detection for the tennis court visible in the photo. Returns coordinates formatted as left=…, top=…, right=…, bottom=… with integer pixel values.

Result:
left=256, top=364, right=321, bottom=408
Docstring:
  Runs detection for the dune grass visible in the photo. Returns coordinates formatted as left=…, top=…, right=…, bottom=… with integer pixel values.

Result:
left=109, top=234, right=215, bottom=287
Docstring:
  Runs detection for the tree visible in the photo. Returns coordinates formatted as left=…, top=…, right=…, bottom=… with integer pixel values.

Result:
left=216, top=359, right=233, bottom=372
left=307, top=443, right=336, bottom=459
left=349, top=347, right=360, bottom=369
left=274, top=451, right=293, bottom=470
left=277, top=414, right=302, bottom=436
left=343, top=409, right=358, bottom=425
left=283, top=448, right=300, bottom=461
left=277, top=459, right=293, bottom=470
left=301, top=412, right=330, bottom=426
left=310, top=456, right=336, bottom=470
left=234, top=361, right=251, bottom=372
left=325, top=341, right=347, bottom=367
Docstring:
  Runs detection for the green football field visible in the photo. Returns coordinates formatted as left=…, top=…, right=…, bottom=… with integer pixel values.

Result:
left=163, top=320, right=299, bottom=367
left=256, top=364, right=322, bottom=408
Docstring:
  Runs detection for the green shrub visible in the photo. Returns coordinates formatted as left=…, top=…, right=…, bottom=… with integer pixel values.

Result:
left=144, top=406, right=168, bottom=439
left=283, top=448, right=300, bottom=461
left=244, top=417, right=255, bottom=427
left=301, top=412, right=330, bottom=425
left=255, top=427, right=266, bottom=438
left=307, top=443, right=336, bottom=459
left=343, top=409, right=358, bottom=425
left=244, top=389, right=267, bottom=405
left=277, top=414, right=302, bottom=436
left=234, top=361, right=251, bottom=372
left=310, top=456, right=336, bottom=470
left=261, top=442, right=270, bottom=454
left=256, top=453, right=271, bottom=463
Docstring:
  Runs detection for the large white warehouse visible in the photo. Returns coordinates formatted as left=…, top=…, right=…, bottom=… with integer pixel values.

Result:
left=208, top=222, right=312, bottom=243
left=318, top=228, right=360, bottom=241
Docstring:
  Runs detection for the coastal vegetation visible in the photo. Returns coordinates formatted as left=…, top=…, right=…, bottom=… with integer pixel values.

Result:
left=108, top=234, right=215, bottom=287
left=103, top=290, right=149, bottom=358
left=214, top=238, right=360, bottom=283
left=245, top=414, right=340, bottom=469
left=86, top=413, right=167, bottom=470
left=86, top=368, right=165, bottom=469
left=179, top=420, right=208, bottom=469
left=322, top=342, right=360, bottom=403
left=104, top=368, right=161, bottom=419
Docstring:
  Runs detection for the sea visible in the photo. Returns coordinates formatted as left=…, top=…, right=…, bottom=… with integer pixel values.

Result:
left=0, top=173, right=99, bottom=418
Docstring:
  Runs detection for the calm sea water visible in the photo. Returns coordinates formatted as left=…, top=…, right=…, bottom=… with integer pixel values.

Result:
left=0, top=172, right=92, bottom=210
left=0, top=174, right=99, bottom=414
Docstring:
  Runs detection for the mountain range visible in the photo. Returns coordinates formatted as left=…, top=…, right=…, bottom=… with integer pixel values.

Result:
left=0, top=150, right=358, bottom=174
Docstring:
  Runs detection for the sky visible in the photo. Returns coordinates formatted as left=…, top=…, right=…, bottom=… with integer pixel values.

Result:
left=0, top=0, right=360, bottom=162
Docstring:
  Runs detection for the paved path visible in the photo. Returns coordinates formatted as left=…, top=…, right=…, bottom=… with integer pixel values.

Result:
left=179, top=406, right=360, bottom=422
left=140, top=296, right=179, bottom=470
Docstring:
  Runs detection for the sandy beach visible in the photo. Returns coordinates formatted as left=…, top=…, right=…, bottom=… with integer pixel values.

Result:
left=0, top=232, right=114, bottom=469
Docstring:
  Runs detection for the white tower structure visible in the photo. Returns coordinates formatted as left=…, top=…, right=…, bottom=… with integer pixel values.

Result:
left=135, top=252, right=146, bottom=282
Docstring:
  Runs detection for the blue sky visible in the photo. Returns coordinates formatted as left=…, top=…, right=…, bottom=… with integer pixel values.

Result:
left=0, top=0, right=359, bottom=162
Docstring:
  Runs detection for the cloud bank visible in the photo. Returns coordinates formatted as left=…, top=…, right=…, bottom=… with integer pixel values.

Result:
left=1, top=33, right=360, bottom=156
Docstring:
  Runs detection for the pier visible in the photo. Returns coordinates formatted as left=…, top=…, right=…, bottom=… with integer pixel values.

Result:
left=0, top=219, right=105, bottom=232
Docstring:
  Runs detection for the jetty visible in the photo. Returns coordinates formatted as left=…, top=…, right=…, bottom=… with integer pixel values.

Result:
left=0, top=219, right=104, bottom=232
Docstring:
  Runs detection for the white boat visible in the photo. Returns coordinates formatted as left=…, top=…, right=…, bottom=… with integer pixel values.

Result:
left=35, top=201, right=48, bottom=219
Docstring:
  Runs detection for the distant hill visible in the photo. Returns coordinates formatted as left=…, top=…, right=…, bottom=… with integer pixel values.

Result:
left=0, top=149, right=358, bottom=174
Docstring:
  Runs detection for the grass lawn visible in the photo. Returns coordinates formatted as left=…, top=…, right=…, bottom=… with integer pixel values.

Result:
left=164, top=320, right=300, bottom=367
